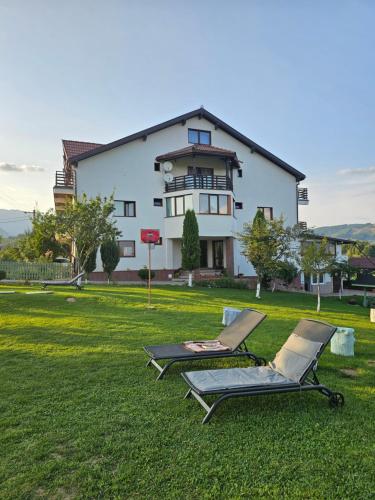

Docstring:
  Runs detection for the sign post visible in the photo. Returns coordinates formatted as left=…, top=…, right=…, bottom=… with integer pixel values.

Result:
left=140, top=229, right=160, bottom=308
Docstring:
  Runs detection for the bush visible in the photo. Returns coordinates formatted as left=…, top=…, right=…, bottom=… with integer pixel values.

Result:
left=194, top=278, right=248, bottom=289
left=0, top=270, right=6, bottom=280
left=138, top=266, right=155, bottom=281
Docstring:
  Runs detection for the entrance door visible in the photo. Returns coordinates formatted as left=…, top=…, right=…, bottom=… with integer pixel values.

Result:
left=212, top=240, right=224, bottom=269
left=200, top=240, right=208, bottom=268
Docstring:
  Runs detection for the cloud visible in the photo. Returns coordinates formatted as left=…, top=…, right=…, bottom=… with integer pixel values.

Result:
left=338, top=166, right=375, bottom=176
left=0, top=162, right=44, bottom=173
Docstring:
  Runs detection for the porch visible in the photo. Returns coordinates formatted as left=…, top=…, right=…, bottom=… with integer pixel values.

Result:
left=165, top=237, right=235, bottom=275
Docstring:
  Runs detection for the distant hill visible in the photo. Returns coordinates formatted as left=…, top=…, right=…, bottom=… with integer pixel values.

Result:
left=0, top=209, right=32, bottom=237
left=314, top=223, right=375, bottom=242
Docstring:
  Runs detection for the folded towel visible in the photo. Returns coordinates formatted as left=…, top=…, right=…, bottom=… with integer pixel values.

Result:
left=184, top=340, right=231, bottom=353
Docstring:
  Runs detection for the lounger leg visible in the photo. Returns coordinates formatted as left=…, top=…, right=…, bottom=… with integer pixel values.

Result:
left=188, top=390, right=229, bottom=424
left=184, top=388, right=192, bottom=399
left=156, top=359, right=177, bottom=380
left=146, top=358, right=152, bottom=367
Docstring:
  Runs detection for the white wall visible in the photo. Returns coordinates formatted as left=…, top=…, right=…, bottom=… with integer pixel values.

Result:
left=75, top=116, right=299, bottom=275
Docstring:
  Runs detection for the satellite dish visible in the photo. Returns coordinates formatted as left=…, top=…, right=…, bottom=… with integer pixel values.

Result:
left=163, top=161, right=173, bottom=172
left=164, top=173, right=174, bottom=183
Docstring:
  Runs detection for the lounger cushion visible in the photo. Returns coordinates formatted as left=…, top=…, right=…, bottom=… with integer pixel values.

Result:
left=270, top=333, right=323, bottom=383
left=183, top=366, right=294, bottom=393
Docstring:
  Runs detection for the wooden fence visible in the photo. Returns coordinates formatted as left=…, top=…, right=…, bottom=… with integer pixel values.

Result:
left=0, top=261, right=73, bottom=281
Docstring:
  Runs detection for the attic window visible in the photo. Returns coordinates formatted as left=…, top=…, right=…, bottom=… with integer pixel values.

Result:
left=188, top=129, right=211, bottom=145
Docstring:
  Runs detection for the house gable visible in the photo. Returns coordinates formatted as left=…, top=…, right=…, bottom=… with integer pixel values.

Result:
left=69, top=108, right=305, bottom=181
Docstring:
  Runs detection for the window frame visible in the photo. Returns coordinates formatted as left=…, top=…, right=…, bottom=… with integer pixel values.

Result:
left=165, top=194, right=193, bottom=217
left=154, top=162, right=161, bottom=171
left=257, top=206, right=273, bottom=220
left=199, top=194, right=230, bottom=215
left=153, top=198, right=163, bottom=207
left=114, top=200, right=136, bottom=217
left=311, top=273, right=325, bottom=285
left=235, top=201, right=243, bottom=210
left=188, top=128, right=212, bottom=145
left=118, top=240, right=136, bottom=258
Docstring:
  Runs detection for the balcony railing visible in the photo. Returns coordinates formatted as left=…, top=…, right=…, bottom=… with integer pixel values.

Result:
left=54, top=170, right=75, bottom=189
left=298, top=187, right=309, bottom=204
left=298, top=221, right=308, bottom=231
left=165, top=175, right=233, bottom=193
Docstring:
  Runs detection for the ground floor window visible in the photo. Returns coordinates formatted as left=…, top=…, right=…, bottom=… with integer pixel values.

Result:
left=118, top=240, right=135, bottom=257
left=311, top=273, right=324, bottom=284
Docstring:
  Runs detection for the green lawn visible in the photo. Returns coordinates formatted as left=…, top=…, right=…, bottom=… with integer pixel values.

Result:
left=0, top=285, right=374, bottom=499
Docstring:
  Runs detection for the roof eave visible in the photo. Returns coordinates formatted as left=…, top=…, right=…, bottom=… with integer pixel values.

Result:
left=69, top=108, right=306, bottom=180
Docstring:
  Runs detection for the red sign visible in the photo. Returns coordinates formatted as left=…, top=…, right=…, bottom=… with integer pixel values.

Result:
left=141, top=229, right=160, bottom=244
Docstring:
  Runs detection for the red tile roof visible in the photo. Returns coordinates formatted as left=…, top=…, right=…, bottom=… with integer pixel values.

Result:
left=349, top=257, right=375, bottom=269
left=62, top=140, right=103, bottom=160
left=156, top=144, right=240, bottom=167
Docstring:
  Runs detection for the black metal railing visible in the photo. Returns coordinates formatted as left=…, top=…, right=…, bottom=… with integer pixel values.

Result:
left=54, top=170, right=75, bottom=188
left=298, top=221, right=308, bottom=231
left=165, top=175, right=233, bottom=193
left=298, top=187, right=309, bottom=202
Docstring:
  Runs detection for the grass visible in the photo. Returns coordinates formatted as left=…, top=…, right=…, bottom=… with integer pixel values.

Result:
left=0, top=284, right=374, bottom=499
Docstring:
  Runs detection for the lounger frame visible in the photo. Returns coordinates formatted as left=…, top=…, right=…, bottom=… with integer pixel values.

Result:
left=182, top=320, right=345, bottom=423
left=145, top=341, right=267, bottom=380
left=41, top=272, right=85, bottom=290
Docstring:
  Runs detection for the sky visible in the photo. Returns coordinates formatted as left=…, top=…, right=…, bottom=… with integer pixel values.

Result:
left=0, top=0, right=374, bottom=227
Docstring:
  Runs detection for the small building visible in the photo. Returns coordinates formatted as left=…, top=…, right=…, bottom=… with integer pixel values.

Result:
left=349, top=256, right=375, bottom=289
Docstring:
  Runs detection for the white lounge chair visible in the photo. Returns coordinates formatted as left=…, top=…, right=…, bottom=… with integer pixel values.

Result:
left=41, top=272, right=85, bottom=290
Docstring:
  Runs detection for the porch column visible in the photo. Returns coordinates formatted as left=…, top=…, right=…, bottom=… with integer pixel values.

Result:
left=225, top=237, right=234, bottom=277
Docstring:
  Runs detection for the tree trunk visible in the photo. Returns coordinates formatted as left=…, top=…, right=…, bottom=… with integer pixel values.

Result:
left=256, top=280, right=261, bottom=299
left=317, top=276, right=321, bottom=313
left=272, top=280, right=276, bottom=293
left=188, top=272, right=193, bottom=287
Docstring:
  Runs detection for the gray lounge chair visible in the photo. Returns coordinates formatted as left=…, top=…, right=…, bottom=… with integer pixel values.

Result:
left=144, top=309, right=267, bottom=380
left=182, top=319, right=344, bottom=423
left=41, top=272, right=85, bottom=290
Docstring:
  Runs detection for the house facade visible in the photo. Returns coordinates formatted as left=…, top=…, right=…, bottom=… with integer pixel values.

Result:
left=53, top=108, right=309, bottom=281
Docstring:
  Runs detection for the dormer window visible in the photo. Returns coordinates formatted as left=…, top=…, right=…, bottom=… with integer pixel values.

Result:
left=188, top=128, right=211, bottom=145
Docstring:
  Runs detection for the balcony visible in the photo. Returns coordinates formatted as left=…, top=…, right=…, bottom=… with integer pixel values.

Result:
left=53, top=170, right=75, bottom=211
left=298, top=187, right=309, bottom=205
left=165, top=175, right=233, bottom=193
left=54, top=170, right=75, bottom=189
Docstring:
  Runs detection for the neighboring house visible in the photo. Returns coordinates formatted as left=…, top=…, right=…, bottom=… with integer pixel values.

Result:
left=53, top=107, right=309, bottom=281
left=300, top=235, right=352, bottom=294
left=349, top=256, right=375, bottom=288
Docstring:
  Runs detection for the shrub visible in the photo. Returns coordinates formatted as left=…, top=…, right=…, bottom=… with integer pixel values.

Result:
left=0, top=270, right=6, bottom=280
left=138, top=266, right=155, bottom=281
left=194, top=278, right=248, bottom=289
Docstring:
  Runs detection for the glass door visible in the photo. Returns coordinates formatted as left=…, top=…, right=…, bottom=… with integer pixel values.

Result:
left=200, top=240, right=208, bottom=268
left=212, top=240, right=224, bottom=269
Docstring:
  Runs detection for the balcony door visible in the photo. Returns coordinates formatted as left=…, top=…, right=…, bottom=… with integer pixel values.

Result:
left=187, top=166, right=214, bottom=189
left=212, top=240, right=224, bottom=269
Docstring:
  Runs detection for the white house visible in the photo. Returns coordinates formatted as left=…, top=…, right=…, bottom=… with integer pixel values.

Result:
left=53, top=107, right=309, bottom=282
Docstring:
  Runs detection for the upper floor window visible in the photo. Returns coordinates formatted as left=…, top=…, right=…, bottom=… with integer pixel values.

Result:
left=166, top=194, right=193, bottom=217
left=114, top=200, right=136, bottom=217
left=188, top=128, right=211, bottom=145
left=199, top=194, right=230, bottom=215
left=257, top=206, right=273, bottom=220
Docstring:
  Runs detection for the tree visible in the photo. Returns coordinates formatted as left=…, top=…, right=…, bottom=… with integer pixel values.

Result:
left=100, top=239, right=120, bottom=283
left=238, top=211, right=298, bottom=299
left=300, top=237, right=335, bottom=312
left=82, top=246, right=98, bottom=279
left=181, top=209, right=200, bottom=287
left=57, top=194, right=121, bottom=272
left=331, top=260, right=357, bottom=300
left=275, top=260, right=298, bottom=288
left=0, top=211, right=68, bottom=262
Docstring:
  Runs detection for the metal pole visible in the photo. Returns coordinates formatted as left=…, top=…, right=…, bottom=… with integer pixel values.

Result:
left=148, top=243, right=151, bottom=307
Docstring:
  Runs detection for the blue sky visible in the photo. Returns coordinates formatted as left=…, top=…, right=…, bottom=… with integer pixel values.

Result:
left=0, top=0, right=374, bottom=226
